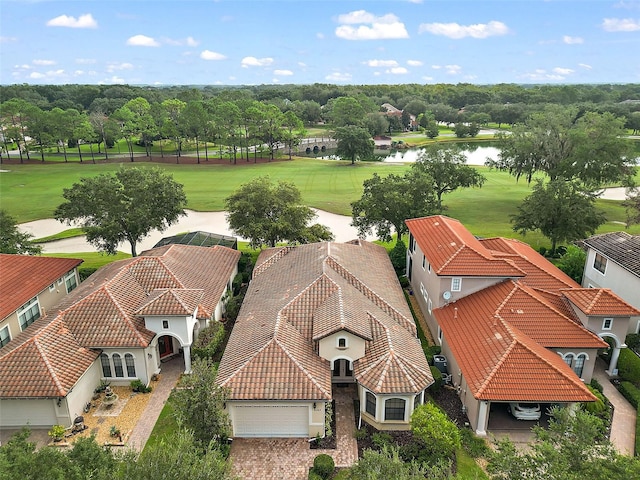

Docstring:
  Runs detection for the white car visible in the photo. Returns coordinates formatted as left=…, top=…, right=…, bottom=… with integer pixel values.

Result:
left=508, top=403, right=541, bottom=420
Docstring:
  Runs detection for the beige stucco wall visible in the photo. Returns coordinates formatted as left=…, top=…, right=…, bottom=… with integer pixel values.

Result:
left=318, top=331, right=366, bottom=364
left=357, top=384, right=420, bottom=431
left=553, top=347, right=599, bottom=383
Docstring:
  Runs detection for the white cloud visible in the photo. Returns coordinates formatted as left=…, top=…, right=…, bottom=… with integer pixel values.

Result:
left=15, top=64, right=31, bottom=70
left=553, top=67, right=574, bottom=75
left=75, top=58, right=96, bottom=64
left=419, top=20, right=509, bottom=39
left=579, top=63, right=593, bottom=70
left=386, top=67, right=408, bottom=74
left=520, top=69, right=566, bottom=81
left=563, top=35, right=584, bottom=44
left=46, top=14, right=97, bottom=29
left=433, top=64, right=462, bottom=75
left=422, top=76, right=434, bottom=81
left=1, top=36, right=17, bottom=43
left=163, top=36, right=200, bottom=46
left=110, top=76, right=125, bottom=84
left=365, top=59, right=398, bottom=67
left=241, top=56, right=274, bottom=67
left=602, top=17, right=640, bottom=31
left=106, top=62, right=134, bottom=73
left=335, top=10, right=409, bottom=40
left=29, top=72, right=45, bottom=79
left=325, top=71, right=352, bottom=82
left=33, top=59, right=56, bottom=66
left=316, top=33, right=325, bottom=39
left=126, top=35, right=160, bottom=47
left=74, top=70, right=84, bottom=76
left=407, top=60, right=423, bottom=67
left=186, top=36, right=199, bottom=47
left=274, top=69, right=293, bottom=76
left=200, top=50, right=226, bottom=60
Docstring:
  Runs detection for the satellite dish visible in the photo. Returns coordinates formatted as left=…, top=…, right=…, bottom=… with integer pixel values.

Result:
left=443, top=291, right=452, bottom=301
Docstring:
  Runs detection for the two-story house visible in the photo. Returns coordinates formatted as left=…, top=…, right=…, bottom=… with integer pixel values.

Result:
left=406, top=216, right=639, bottom=436
left=581, top=232, right=640, bottom=334
left=216, top=241, right=433, bottom=438
left=0, top=254, right=83, bottom=348
left=0, top=244, right=240, bottom=430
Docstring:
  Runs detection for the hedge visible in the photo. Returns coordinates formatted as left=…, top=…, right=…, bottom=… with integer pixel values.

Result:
left=617, top=348, right=640, bottom=387
left=617, top=381, right=640, bottom=456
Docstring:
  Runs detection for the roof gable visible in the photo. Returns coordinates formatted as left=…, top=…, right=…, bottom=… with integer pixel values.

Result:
left=562, top=288, right=640, bottom=316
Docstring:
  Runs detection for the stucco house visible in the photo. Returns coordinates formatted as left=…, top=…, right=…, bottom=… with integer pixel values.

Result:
left=216, top=241, right=433, bottom=438
left=0, top=254, right=83, bottom=348
left=0, top=244, right=240, bottom=429
left=405, top=216, right=639, bottom=436
left=581, top=231, right=640, bottom=334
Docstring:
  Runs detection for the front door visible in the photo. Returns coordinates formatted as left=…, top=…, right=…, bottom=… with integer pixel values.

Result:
left=158, top=335, right=174, bottom=358
left=332, top=359, right=354, bottom=382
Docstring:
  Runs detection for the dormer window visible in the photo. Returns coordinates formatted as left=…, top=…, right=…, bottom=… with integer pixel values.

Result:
left=337, top=337, right=347, bottom=349
left=162, top=320, right=169, bottom=329
left=451, top=277, right=462, bottom=292
left=602, top=318, right=613, bottom=330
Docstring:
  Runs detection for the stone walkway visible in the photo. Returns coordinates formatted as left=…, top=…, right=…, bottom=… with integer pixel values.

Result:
left=230, top=386, right=358, bottom=480
left=593, top=357, right=637, bottom=456
left=126, top=356, right=184, bottom=451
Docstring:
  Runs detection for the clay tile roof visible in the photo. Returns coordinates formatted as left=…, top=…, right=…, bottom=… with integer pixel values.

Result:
left=136, top=289, right=204, bottom=316
left=0, top=317, right=99, bottom=398
left=0, top=254, right=83, bottom=320
left=405, top=216, right=525, bottom=277
left=435, top=288, right=596, bottom=402
left=582, top=231, right=640, bottom=278
left=217, top=241, right=432, bottom=400
left=562, top=288, right=640, bottom=316
left=480, top=237, right=579, bottom=291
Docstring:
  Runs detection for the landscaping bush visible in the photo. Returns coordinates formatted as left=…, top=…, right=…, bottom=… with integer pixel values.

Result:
left=617, top=348, right=640, bottom=386
left=312, top=454, right=335, bottom=479
left=353, top=428, right=368, bottom=441
left=398, top=275, right=410, bottom=289
left=429, top=366, right=443, bottom=392
left=223, top=294, right=244, bottom=327
left=618, top=381, right=640, bottom=409
left=627, top=333, right=640, bottom=353
left=590, top=378, right=604, bottom=394
left=192, top=322, right=226, bottom=360
left=130, top=379, right=152, bottom=393
left=459, top=427, right=490, bottom=459
left=371, top=432, right=393, bottom=450
left=582, top=385, right=606, bottom=415
left=308, top=471, right=323, bottom=480
left=232, top=272, right=243, bottom=295
left=388, top=240, right=407, bottom=275
left=79, top=267, right=98, bottom=281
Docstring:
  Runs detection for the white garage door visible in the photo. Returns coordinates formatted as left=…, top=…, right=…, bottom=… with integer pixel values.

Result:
left=232, top=405, right=309, bottom=437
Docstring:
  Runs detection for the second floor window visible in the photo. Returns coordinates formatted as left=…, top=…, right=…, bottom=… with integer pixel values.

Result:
left=451, top=277, right=462, bottom=292
left=18, top=297, right=41, bottom=331
left=593, top=253, right=607, bottom=274
left=0, top=325, right=10, bottom=347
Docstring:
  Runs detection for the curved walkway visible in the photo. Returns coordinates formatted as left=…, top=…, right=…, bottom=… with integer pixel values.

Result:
left=593, top=357, right=636, bottom=456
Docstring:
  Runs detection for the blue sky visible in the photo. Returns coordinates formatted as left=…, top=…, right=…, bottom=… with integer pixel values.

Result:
left=1, top=0, right=639, bottom=86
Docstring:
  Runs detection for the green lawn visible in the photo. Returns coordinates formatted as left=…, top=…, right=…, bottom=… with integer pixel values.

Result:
left=2, top=157, right=638, bottom=252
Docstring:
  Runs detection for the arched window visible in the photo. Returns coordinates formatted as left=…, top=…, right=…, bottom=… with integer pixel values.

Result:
left=385, top=398, right=406, bottom=421
left=573, top=354, right=587, bottom=378
left=563, top=353, right=574, bottom=368
left=100, top=353, right=112, bottom=377
left=113, top=353, right=124, bottom=377
left=125, top=353, right=136, bottom=377
left=365, top=392, right=376, bottom=417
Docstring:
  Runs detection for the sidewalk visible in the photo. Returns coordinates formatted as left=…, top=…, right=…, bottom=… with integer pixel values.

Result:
left=127, top=356, right=183, bottom=451
left=593, top=358, right=636, bottom=456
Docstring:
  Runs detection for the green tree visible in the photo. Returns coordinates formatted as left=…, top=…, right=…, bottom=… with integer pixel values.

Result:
left=346, top=445, right=449, bottom=480
left=556, top=245, right=587, bottom=283
left=225, top=176, right=333, bottom=248
left=54, top=166, right=187, bottom=257
left=623, top=189, right=640, bottom=227
left=351, top=170, right=438, bottom=244
left=410, top=402, right=461, bottom=460
left=511, top=178, right=606, bottom=255
left=168, top=358, right=231, bottom=450
left=281, top=110, right=305, bottom=160
left=412, top=145, right=486, bottom=212
left=334, top=125, right=374, bottom=165
left=364, top=112, right=389, bottom=136
left=492, top=106, right=635, bottom=186
left=327, top=96, right=366, bottom=127
left=0, top=210, right=42, bottom=255
left=488, top=407, right=640, bottom=480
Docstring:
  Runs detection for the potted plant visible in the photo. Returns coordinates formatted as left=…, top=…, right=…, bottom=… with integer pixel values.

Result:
left=48, top=424, right=66, bottom=443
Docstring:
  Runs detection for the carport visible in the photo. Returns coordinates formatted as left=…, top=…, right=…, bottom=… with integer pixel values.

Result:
left=487, top=402, right=551, bottom=431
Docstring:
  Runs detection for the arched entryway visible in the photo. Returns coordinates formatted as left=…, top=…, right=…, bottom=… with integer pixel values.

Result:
left=599, top=332, right=624, bottom=375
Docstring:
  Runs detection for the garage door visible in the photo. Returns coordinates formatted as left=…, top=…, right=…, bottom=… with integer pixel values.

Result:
left=232, top=405, right=309, bottom=437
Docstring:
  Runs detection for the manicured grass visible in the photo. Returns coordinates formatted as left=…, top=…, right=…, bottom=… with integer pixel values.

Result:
left=456, top=448, right=489, bottom=479
left=44, top=251, right=131, bottom=270
left=2, top=157, right=639, bottom=253
left=142, top=402, right=178, bottom=454
left=34, top=228, right=85, bottom=243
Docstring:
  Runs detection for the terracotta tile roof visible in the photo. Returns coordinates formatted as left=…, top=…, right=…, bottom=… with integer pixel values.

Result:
left=0, top=254, right=83, bottom=320
left=405, top=216, right=525, bottom=277
left=480, top=237, right=579, bottom=291
left=435, top=287, right=597, bottom=402
left=562, top=288, right=640, bottom=316
left=582, top=231, right=640, bottom=278
left=217, top=241, right=432, bottom=400
left=1, top=244, right=239, bottom=397
left=0, top=317, right=99, bottom=398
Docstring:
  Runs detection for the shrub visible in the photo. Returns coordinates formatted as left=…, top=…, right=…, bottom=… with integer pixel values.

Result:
left=232, top=273, right=243, bottom=295
left=398, top=275, right=410, bottom=289
left=353, top=428, right=368, bottom=440
left=626, top=333, right=640, bottom=352
left=48, top=424, right=65, bottom=441
left=192, top=322, right=226, bottom=359
left=224, top=294, right=244, bottom=327
left=94, top=380, right=110, bottom=393
left=389, top=240, right=407, bottom=275
left=79, top=267, right=98, bottom=281
left=617, top=348, right=640, bottom=386
left=308, top=471, right=323, bottom=480
left=429, top=366, right=443, bottom=392
left=582, top=386, right=606, bottom=415
left=410, top=402, right=461, bottom=460
left=590, top=378, right=604, bottom=394
left=130, top=379, right=152, bottom=393
left=372, top=432, right=393, bottom=450
left=538, top=246, right=547, bottom=256
left=618, top=381, right=640, bottom=409
left=460, top=427, right=490, bottom=459
left=312, top=454, right=335, bottom=479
